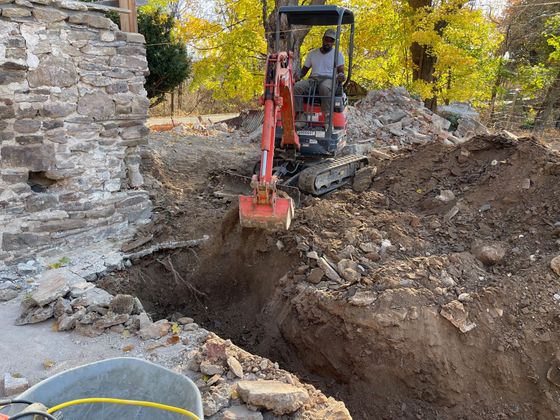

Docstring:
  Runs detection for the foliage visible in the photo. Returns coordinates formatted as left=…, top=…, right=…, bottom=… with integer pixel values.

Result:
left=138, top=7, right=192, bottom=104
left=154, top=0, right=502, bottom=106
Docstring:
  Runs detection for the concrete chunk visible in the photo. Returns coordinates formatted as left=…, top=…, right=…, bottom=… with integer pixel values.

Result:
left=237, top=380, right=310, bottom=415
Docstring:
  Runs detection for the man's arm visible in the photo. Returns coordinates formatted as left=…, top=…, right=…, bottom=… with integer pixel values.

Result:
left=297, top=65, right=310, bottom=81
left=336, top=64, right=345, bottom=82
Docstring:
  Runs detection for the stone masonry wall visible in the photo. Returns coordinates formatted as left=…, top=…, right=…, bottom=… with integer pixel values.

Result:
left=0, top=0, right=152, bottom=266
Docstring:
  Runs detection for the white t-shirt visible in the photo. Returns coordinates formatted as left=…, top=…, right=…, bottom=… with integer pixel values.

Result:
left=304, top=48, right=345, bottom=78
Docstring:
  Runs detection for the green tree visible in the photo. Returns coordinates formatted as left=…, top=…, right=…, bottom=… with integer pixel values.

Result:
left=138, top=8, right=192, bottom=106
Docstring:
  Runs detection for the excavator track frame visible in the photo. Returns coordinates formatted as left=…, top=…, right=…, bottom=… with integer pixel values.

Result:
left=297, top=154, right=368, bottom=196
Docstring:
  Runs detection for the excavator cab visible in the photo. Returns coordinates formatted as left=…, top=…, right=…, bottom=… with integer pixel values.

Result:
left=275, top=5, right=355, bottom=157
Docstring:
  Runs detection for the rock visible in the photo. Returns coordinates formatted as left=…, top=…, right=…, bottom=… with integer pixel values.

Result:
left=93, top=312, right=129, bottom=329
left=3, top=373, right=29, bottom=396
left=317, top=258, right=341, bottom=282
left=138, top=319, right=170, bottom=340
left=237, top=380, right=310, bottom=415
left=360, top=242, right=378, bottom=253
left=0, top=288, right=18, bottom=302
left=31, top=268, right=83, bottom=306
left=71, top=287, right=113, bottom=308
left=440, top=300, right=476, bottom=333
left=472, top=242, right=506, bottom=265
left=348, top=290, right=377, bottom=306
left=221, top=405, right=263, bottom=420
left=454, top=116, right=489, bottom=139
left=16, top=303, right=54, bottom=325
left=68, top=281, right=95, bottom=298
left=337, top=259, right=358, bottom=273
left=551, top=256, right=560, bottom=276
left=28, top=56, right=78, bottom=87
left=16, top=261, right=39, bottom=275
left=54, top=297, right=73, bottom=318
left=436, top=190, right=455, bottom=203
left=341, top=268, right=361, bottom=283
left=58, top=308, right=86, bottom=331
left=338, top=245, right=357, bottom=259
left=77, top=92, right=115, bottom=120
left=307, top=268, right=324, bottom=284
left=227, top=356, right=244, bottom=378
left=177, top=317, right=194, bottom=325
left=458, top=293, right=472, bottom=302
left=352, top=166, right=377, bottom=192
left=203, top=383, right=231, bottom=417
left=109, top=294, right=134, bottom=314
left=306, top=251, right=319, bottom=260
left=200, top=360, right=225, bottom=376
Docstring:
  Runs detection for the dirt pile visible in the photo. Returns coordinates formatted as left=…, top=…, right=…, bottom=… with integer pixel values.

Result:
left=346, top=87, right=489, bottom=147
left=268, top=134, right=560, bottom=418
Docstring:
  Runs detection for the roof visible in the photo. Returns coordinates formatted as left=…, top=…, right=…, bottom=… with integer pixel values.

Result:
left=278, top=5, right=354, bottom=26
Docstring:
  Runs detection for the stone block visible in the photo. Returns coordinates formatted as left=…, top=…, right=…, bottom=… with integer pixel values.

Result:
left=0, top=104, right=16, bottom=119
left=6, top=48, right=27, bottom=60
left=25, top=193, right=58, bottom=212
left=6, top=36, right=26, bottom=48
left=81, top=44, right=116, bottom=56
left=2, top=168, right=28, bottom=184
left=15, top=135, right=43, bottom=144
left=1, top=7, right=32, bottom=18
left=106, top=81, right=128, bottom=94
left=77, top=91, right=115, bottom=119
left=68, top=13, right=113, bottom=29
left=28, top=56, right=78, bottom=88
left=0, top=70, right=26, bottom=85
left=14, top=118, right=41, bottom=133
left=2, top=232, right=50, bottom=251
left=3, top=373, right=29, bottom=396
left=32, top=7, right=66, bottom=22
left=1, top=143, right=54, bottom=171
left=110, top=55, right=147, bottom=70
left=40, top=102, right=76, bottom=117
left=237, top=380, right=310, bottom=415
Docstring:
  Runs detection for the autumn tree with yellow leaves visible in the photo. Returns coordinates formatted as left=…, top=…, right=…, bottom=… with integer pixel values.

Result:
left=156, top=0, right=501, bottom=111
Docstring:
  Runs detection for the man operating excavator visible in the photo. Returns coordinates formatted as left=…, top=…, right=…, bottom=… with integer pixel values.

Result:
left=294, top=28, right=346, bottom=125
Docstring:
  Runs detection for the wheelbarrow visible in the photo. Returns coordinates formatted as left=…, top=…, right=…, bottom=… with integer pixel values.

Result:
left=0, top=358, right=203, bottom=419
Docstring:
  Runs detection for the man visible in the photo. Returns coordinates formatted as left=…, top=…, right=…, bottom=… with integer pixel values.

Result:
left=294, top=28, right=345, bottom=124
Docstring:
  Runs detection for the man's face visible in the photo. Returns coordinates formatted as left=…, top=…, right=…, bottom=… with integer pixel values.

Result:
left=322, top=36, right=335, bottom=51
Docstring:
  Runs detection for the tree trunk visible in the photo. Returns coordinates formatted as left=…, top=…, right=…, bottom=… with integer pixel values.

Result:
left=534, top=68, right=560, bottom=132
left=261, top=0, right=326, bottom=74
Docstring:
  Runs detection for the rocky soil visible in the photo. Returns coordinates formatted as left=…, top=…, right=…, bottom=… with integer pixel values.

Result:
left=3, top=87, right=560, bottom=419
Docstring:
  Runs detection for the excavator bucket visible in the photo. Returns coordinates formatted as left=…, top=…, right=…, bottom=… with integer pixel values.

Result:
left=239, top=195, right=294, bottom=230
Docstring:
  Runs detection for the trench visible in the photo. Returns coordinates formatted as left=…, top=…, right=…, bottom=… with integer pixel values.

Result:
left=100, top=209, right=556, bottom=420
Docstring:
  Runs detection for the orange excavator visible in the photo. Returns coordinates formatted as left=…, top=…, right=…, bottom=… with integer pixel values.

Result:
left=239, top=5, right=368, bottom=230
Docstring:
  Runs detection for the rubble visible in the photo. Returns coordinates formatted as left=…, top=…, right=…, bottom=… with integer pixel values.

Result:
left=346, top=87, right=489, bottom=148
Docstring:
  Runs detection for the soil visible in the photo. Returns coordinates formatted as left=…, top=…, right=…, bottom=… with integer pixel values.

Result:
left=103, top=130, right=560, bottom=419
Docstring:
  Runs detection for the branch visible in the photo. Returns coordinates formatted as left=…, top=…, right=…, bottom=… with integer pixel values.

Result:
left=124, top=235, right=210, bottom=260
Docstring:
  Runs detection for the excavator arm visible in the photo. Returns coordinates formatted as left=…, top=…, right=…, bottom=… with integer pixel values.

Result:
left=239, top=52, right=298, bottom=230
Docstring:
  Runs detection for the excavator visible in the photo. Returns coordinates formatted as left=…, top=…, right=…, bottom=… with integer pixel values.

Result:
left=239, top=5, right=368, bottom=231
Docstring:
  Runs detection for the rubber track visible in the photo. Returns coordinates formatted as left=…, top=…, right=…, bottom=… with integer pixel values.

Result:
left=298, top=154, right=369, bottom=196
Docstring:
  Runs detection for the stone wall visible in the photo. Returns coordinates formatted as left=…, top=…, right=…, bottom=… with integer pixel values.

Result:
left=0, top=0, right=152, bottom=266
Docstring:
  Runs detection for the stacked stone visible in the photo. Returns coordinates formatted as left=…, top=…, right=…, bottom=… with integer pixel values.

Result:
left=0, top=0, right=152, bottom=265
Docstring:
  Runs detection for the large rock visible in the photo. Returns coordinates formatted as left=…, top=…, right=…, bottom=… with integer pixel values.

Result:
left=16, top=303, right=54, bottom=325
left=28, top=56, right=78, bottom=88
left=237, top=380, right=310, bottom=415
left=317, top=258, right=341, bottom=282
left=440, top=300, right=476, bottom=333
left=472, top=242, right=506, bottom=266
left=31, top=268, right=84, bottom=306
left=551, top=256, right=560, bottom=276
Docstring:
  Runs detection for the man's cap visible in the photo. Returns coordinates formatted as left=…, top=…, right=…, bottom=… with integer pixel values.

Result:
left=323, top=29, right=336, bottom=40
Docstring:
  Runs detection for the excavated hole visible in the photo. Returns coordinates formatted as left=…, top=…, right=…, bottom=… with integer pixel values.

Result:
left=100, top=204, right=549, bottom=420
left=100, top=216, right=366, bottom=415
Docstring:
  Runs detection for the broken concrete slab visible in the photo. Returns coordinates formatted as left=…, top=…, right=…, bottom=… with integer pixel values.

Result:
left=237, top=380, right=310, bottom=415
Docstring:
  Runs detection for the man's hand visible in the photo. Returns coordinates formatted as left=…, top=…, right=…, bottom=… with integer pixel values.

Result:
left=337, top=72, right=346, bottom=82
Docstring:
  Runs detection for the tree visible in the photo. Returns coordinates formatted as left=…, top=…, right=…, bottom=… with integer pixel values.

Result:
left=138, top=8, right=192, bottom=106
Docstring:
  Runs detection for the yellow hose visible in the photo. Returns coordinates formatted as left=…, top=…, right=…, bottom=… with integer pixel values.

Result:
left=46, top=397, right=200, bottom=419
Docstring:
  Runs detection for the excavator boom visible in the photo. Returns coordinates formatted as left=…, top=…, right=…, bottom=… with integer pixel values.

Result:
left=239, top=52, right=298, bottom=230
